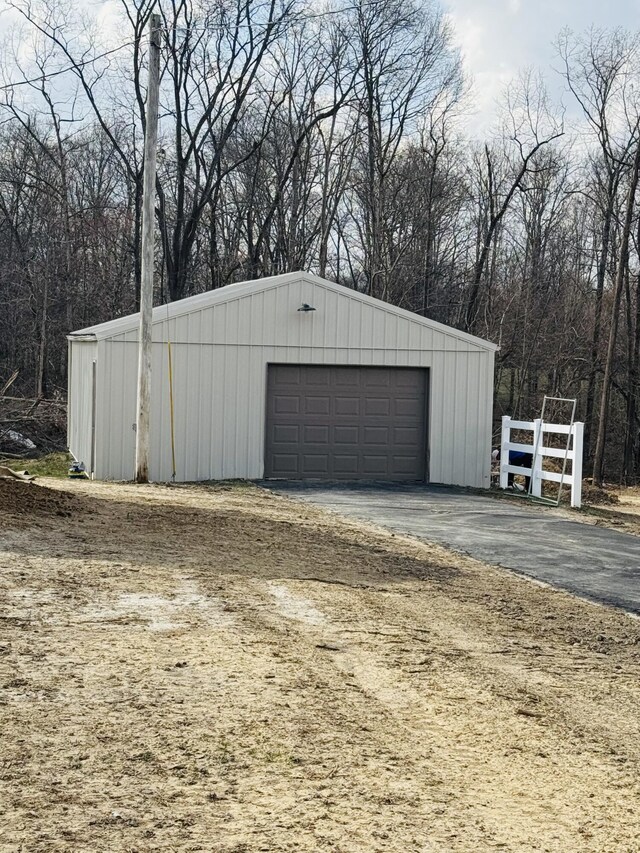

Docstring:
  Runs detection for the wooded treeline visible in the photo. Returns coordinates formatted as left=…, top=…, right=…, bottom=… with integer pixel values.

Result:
left=1, top=0, right=640, bottom=483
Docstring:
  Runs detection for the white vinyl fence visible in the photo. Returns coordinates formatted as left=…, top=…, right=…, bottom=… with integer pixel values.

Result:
left=500, top=416, right=584, bottom=508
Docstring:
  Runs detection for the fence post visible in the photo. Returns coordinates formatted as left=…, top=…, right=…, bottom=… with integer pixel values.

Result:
left=500, top=416, right=510, bottom=489
left=571, top=422, right=584, bottom=508
left=531, top=418, right=543, bottom=497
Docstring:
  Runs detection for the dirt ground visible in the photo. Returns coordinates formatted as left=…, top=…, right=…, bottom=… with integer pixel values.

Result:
left=1, top=479, right=639, bottom=853
left=575, top=486, right=640, bottom=537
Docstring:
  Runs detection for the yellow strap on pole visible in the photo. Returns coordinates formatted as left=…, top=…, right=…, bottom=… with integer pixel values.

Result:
left=167, top=339, right=177, bottom=482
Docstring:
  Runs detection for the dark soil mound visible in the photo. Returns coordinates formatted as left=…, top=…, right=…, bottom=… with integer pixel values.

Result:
left=582, top=483, right=620, bottom=506
left=0, top=479, right=87, bottom=519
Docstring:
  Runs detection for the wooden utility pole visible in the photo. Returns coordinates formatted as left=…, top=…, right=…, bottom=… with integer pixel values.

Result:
left=135, top=13, right=161, bottom=483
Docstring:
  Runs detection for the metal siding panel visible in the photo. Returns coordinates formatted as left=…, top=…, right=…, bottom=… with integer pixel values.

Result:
left=68, top=340, right=97, bottom=469
left=452, top=349, right=468, bottom=486
left=196, top=345, right=214, bottom=480
left=221, top=342, right=236, bottom=478
left=480, top=353, right=495, bottom=487
left=430, top=328, right=445, bottom=351
left=299, top=312, right=317, bottom=351
left=433, top=344, right=445, bottom=483
left=409, top=321, right=422, bottom=350
left=164, top=338, right=178, bottom=481
left=248, top=350, right=266, bottom=478
left=347, top=296, right=360, bottom=349
left=212, top=301, right=227, bottom=343
left=336, top=292, right=349, bottom=344
left=176, top=342, right=191, bottom=481
left=211, top=346, right=226, bottom=479
left=462, top=351, right=476, bottom=486
left=471, top=353, right=484, bottom=487
left=323, top=289, right=338, bottom=348
left=266, top=288, right=280, bottom=348
left=384, top=313, right=398, bottom=351
left=159, top=340, right=171, bottom=480
left=96, top=341, right=112, bottom=478
left=305, top=285, right=322, bottom=350
left=149, top=342, right=164, bottom=481
left=233, top=346, right=252, bottom=478
left=168, top=342, right=185, bottom=480
left=118, top=342, right=136, bottom=481
left=195, top=333, right=205, bottom=478
left=372, top=307, right=384, bottom=347
left=184, top=340, right=199, bottom=480
left=67, top=340, right=73, bottom=450
left=278, top=283, right=289, bottom=347
left=360, top=304, right=373, bottom=352
left=234, top=295, right=251, bottom=345
left=99, top=341, right=134, bottom=480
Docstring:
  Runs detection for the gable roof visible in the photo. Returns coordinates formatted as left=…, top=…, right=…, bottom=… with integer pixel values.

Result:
left=68, top=271, right=498, bottom=352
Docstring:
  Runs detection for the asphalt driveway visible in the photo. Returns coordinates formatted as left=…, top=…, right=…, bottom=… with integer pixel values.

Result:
left=267, top=483, right=640, bottom=614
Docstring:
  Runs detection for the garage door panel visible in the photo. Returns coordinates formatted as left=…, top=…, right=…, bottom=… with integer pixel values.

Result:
left=273, top=424, right=300, bottom=443
left=396, top=370, right=421, bottom=387
left=362, top=455, right=389, bottom=475
left=393, top=456, right=421, bottom=474
left=395, top=397, right=423, bottom=417
left=272, top=454, right=299, bottom=475
left=333, top=426, right=359, bottom=444
left=273, top=365, right=301, bottom=384
left=363, top=368, right=391, bottom=387
left=333, top=455, right=359, bottom=474
left=274, top=395, right=300, bottom=414
left=335, top=397, right=360, bottom=415
left=305, top=368, right=331, bottom=385
left=394, top=426, right=419, bottom=444
left=363, top=426, right=389, bottom=444
left=305, top=396, right=331, bottom=415
left=334, top=368, right=361, bottom=386
left=265, top=365, right=427, bottom=481
left=364, top=397, right=391, bottom=416
left=304, top=425, right=330, bottom=444
left=302, top=454, right=330, bottom=474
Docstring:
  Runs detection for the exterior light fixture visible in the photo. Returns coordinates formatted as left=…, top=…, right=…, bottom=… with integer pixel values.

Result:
left=297, top=303, right=316, bottom=312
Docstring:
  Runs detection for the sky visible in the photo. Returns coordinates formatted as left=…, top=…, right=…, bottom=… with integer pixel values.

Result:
left=444, top=0, right=640, bottom=135
left=1, top=0, right=640, bottom=137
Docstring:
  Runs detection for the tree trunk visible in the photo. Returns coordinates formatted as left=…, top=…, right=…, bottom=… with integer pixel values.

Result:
left=584, top=174, right=617, bottom=463
left=593, top=144, right=640, bottom=486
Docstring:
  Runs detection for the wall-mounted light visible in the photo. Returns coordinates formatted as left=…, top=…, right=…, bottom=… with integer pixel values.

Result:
left=297, top=303, right=316, bottom=312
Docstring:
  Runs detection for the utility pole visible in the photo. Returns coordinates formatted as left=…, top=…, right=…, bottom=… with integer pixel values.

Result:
left=135, top=13, right=161, bottom=483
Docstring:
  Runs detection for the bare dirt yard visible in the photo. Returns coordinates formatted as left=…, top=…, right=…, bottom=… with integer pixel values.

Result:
left=1, top=478, right=639, bottom=853
left=593, top=488, right=640, bottom=536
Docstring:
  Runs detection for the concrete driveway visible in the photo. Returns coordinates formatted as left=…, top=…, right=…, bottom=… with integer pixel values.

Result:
left=267, top=483, right=640, bottom=614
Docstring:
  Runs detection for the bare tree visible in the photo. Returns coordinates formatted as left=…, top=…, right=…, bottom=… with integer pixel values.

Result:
left=593, top=132, right=640, bottom=484
left=349, top=0, right=462, bottom=301
left=557, top=27, right=640, bottom=460
left=464, top=71, right=563, bottom=334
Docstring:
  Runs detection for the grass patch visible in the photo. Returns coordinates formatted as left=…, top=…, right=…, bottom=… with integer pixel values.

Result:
left=0, top=451, right=72, bottom=478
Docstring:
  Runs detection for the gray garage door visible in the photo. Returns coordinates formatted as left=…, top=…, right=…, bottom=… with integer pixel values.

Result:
left=265, top=365, right=428, bottom=481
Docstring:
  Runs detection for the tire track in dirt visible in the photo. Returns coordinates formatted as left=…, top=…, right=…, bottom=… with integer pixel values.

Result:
left=200, top=572, right=640, bottom=852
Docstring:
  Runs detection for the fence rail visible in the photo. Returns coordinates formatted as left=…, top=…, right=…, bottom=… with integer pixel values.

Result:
left=500, top=416, right=584, bottom=508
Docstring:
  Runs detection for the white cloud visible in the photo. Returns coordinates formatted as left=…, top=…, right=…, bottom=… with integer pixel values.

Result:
left=444, top=0, right=640, bottom=138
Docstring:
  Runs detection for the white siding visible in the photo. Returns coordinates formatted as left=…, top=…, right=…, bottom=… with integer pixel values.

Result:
left=72, top=274, right=495, bottom=487
left=67, top=339, right=98, bottom=471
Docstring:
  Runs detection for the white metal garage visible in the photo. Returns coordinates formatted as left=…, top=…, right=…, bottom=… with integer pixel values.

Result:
left=67, top=272, right=497, bottom=486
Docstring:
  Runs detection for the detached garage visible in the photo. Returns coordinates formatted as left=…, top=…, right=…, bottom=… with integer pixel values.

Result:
left=67, top=272, right=497, bottom=486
